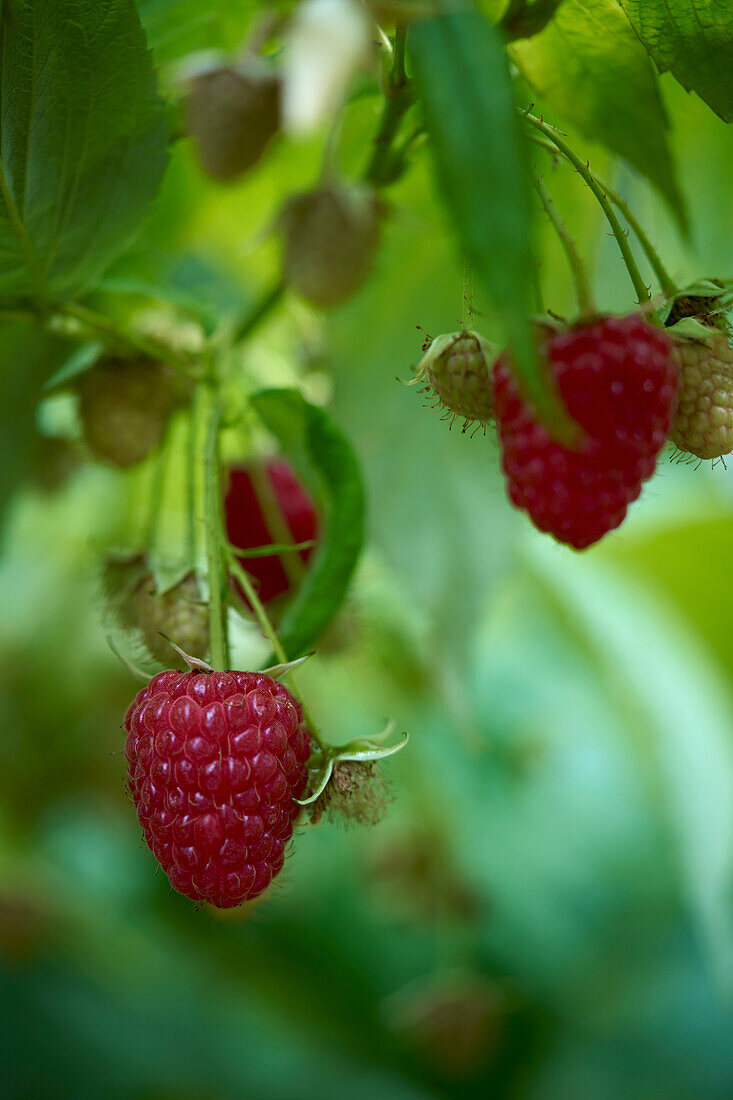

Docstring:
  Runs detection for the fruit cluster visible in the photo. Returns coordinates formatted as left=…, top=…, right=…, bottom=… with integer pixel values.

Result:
left=494, top=316, right=678, bottom=549
left=416, top=308, right=733, bottom=549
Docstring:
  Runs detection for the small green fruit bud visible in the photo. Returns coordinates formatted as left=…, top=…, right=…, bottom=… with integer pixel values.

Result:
left=77, top=357, right=177, bottom=469
left=104, top=555, right=209, bottom=668
left=281, top=185, right=380, bottom=307
left=418, top=331, right=497, bottom=430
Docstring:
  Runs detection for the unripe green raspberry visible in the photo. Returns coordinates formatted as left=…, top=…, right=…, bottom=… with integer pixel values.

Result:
left=77, top=357, right=177, bottom=469
left=418, top=331, right=496, bottom=429
left=281, top=185, right=380, bottom=307
left=669, top=324, right=733, bottom=460
left=104, top=555, right=209, bottom=668
left=186, top=64, right=280, bottom=181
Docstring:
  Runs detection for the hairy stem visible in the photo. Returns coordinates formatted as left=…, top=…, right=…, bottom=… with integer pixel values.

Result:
left=364, top=25, right=412, bottom=185
left=461, top=255, right=475, bottom=330
left=532, top=173, right=594, bottom=316
left=528, top=132, right=677, bottom=298
left=523, top=114, right=655, bottom=316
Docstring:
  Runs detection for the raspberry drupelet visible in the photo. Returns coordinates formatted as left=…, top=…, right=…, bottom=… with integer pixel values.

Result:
left=125, top=669, right=312, bottom=908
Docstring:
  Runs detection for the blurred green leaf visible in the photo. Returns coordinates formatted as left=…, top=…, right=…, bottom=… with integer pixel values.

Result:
left=137, top=0, right=256, bottom=64
left=513, top=0, right=687, bottom=230
left=0, top=0, right=167, bottom=305
left=621, top=0, right=733, bottom=124
left=250, top=389, right=365, bottom=660
left=42, top=343, right=103, bottom=393
left=409, top=10, right=568, bottom=433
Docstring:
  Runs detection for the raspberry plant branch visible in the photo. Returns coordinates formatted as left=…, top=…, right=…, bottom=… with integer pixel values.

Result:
left=201, top=383, right=230, bottom=670
left=227, top=540, right=315, bottom=558
left=523, top=113, right=656, bottom=317
left=528, top=133, right=678, bottom=298
left=225, top=547, right=325, bottom=752
left=60, top=301, right=198, bottom=372
left=364, top=25, right=413, bottom=186
left=228, top=280, right=286, bottom=347
left=248, top=459, right=308, bottom=589
left=531, top=173, right=594, bottom=316
left=462, top=255, right=475, bottom=330
left=590, top=177, right=678, bottom=300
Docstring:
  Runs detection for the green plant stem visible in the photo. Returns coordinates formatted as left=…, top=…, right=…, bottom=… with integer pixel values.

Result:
left=227, top=554, right=288, bottom=665
left=228, top=540, right=315, bottom=558
left=461, top=255, right=475, bottom=329
left=202, top=384, right=229, bottom=669
left=230, top=280, right=285, bottom=346
left=528, top=132, right=677, bottom=298
left=532, top=173, right=594, bottom=316
left=593, top=178, right=677, bottom=298
left=523, top=113, right=655, bottom=315
left=61, top=301, right=197, bottom=370
left=227, top=550, right=324, bottom=750
left=364, top=26, right=412, bottom=185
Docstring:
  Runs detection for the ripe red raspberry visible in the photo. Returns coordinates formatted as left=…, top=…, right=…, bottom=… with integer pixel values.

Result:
left=124, top=669, right=312, bottom=908
left=225, top=460, right=317, bottom=605
left=493, top=316, right=678, bottom=549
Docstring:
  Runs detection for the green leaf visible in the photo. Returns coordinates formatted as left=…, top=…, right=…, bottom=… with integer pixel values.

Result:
left=620, top=0, right=733, bottom=124
left=0, top=0, right=168, bottom=305
left=137, top=0, right=256, bottom=65
left=42, top=342, right=103, bottom=392
left=249, top=389, right=365, bottom=660
left=409, top=9, right=569, bottom=434
left=513, top=0, right=686, bottom=229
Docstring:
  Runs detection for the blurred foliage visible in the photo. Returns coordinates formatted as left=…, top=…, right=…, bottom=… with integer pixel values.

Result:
left=1, top=2, right=733, bottom=1099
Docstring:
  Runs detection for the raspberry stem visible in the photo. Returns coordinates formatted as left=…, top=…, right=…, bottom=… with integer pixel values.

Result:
left=364, top=25, right=412, bottom=186
left=523, top=113, right=657, bottom=319
left=528, top=132, right=678, bottom=299
left=226, top=547, right=325, bottom=751
left=461, top=255, right=475, bottom=330
left=201, top=383, right=230, bottom=670
left=60, top=301, right=199, bottom=372
left=532, top=173, right=594, bottom=316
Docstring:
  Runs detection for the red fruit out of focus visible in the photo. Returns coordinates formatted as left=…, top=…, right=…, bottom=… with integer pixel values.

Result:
left=125, top=669, right=311, bottom=908
left=224, top=460, right=317, bottom=605
left=493, top=316, right=678, bottom=550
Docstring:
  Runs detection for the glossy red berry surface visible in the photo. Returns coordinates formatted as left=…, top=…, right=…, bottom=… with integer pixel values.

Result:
left=224, top=460, right=317, bottom=604
left=125, top=669, right=312, bottom=908
left=493, top=316, right=678, bottom=549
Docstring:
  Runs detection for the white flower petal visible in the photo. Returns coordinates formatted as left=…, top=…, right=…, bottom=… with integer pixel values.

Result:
left=282, top=0, right=372, bottom=136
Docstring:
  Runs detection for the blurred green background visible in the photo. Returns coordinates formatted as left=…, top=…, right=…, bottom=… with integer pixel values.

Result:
left=2, top=5, right=733, bottom=1098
